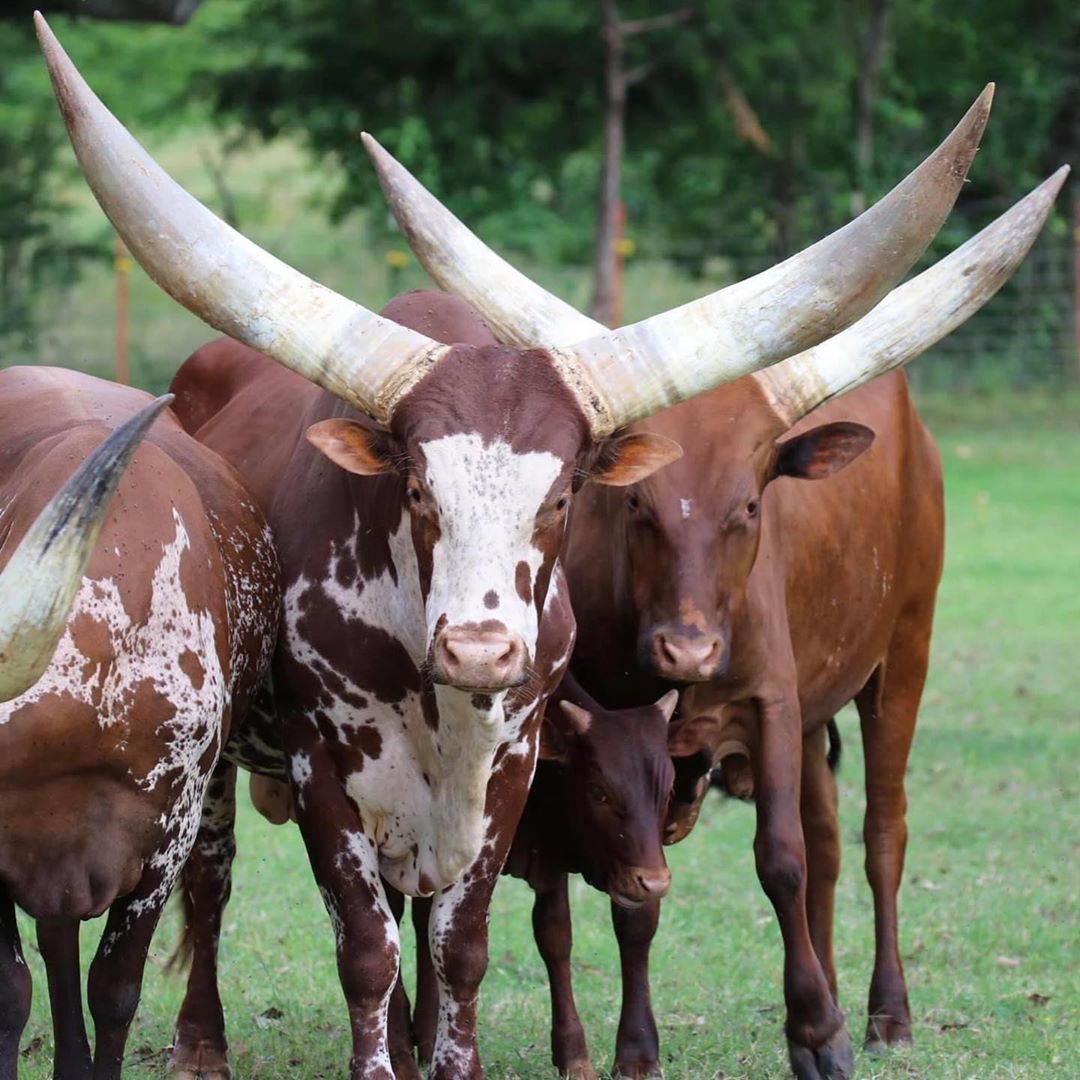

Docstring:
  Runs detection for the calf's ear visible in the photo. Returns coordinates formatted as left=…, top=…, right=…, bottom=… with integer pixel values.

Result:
left=654, top=689, right=680, bottom=722
left=589, top=432, right=683, bottom=487
left=772, top=421, right=874, bottom=481
left=306, top=419, right=399, bottom=476
left=539, top=700, right=594, bottom=761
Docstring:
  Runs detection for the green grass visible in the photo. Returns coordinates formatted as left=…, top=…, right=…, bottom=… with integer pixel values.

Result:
left=11, top=406, right=1080, bottom=1079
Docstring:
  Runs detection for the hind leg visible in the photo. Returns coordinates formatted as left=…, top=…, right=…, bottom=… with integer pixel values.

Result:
left=855, top=613, right=931, bottom=1050
left=801, top=724, right=840, bottom=1001
left=0, top=891, right=31, bottom=1080
left=37, top=918, right=92, bottom=1079
left=87, top=865, right=175, bottom=1080
left=169, top=761, right=237, bottom=1080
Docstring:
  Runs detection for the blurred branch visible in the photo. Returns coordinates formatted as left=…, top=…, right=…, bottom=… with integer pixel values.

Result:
left=619, top=7, right=697, bottom=38
left=0, top=0, right=200, bottom=23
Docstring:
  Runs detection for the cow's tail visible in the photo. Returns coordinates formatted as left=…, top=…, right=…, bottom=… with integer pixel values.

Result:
left=827, top=718, right=843, bottom=773
left=165, top=881, right=196, bottom=975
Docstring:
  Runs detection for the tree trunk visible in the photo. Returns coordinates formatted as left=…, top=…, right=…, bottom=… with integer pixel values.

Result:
left=590, top=0, right=626, bottom=327
left=851, top=0, right=892, bottom=216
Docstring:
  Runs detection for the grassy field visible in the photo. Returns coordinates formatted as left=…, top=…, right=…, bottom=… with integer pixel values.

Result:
left=10, top=400, right=1080, bottom=1079
left=7, top=126, right=1080, bottom=1080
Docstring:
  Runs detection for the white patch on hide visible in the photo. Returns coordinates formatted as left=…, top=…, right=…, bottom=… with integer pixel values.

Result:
left=421, top=432, right=562, bottom=655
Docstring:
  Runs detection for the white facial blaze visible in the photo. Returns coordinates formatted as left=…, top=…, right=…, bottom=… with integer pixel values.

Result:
left=420, top=432, right=563, bottom=655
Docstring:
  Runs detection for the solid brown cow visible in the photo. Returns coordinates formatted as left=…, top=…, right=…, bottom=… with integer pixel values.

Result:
left=0, top=367, right=278, bottom=1080
left=373, top=143, right=1067, bottom=1078
left=40, top=16, right=1049, bottom=1075
left=391, top=678, right=719, bottom=1080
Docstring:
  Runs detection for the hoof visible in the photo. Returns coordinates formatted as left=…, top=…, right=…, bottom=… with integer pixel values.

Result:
left=392, top=1054, right=423, bottom=1080
left=864, top=1013, right=913, bottom=1054
left=167, top=1040, right=232, bottom=1080
left=559, top=1061, right=598, bottom=1080
left=787, top=1024, right=853, bottom=1080
left=613, top=1061, right=663, bottom=1079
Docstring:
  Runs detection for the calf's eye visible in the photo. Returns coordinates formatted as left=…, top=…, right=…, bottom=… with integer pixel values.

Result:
left=746, top=499, right=759, bottom=518
left=586, top=782, right=607, bottom=804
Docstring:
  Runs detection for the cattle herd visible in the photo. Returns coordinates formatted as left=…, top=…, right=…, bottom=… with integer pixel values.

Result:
left=0, top=13, right=1070, bottom=1080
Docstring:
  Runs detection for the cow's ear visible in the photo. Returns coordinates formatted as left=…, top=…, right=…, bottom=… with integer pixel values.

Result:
left=668, top=713, right=724, bottom=758
left=306, top=419, right=399, bottom=476
left=589, top=433, right=683, bottom=487
left=772, top=422, right=874, bottom=482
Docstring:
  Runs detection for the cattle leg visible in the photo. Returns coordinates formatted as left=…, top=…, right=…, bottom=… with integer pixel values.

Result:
left=37, top=917, right=92, bottom=1078
left=410, top=896, right=436, bottom=1067
left=0, top=891, right=31, bottom=1080
left=854, top=627, right=927, bottom=1051
left=291, top=735, right=400, bottom=1080
left=532, top=875, right=594, bottom=1080
left=169, top=761, right=237, bottom=1080
left=800, top=725, right=840, bottom=1000
left=425, top=749, right=535, bottom=1080
left=383, top=886, right=422, bottom=1080
left=611, top=897, right=662, bottom=1079
left=753, top=697, right=851, bottom=1080
left=86, top=870, right=173, bottom=1080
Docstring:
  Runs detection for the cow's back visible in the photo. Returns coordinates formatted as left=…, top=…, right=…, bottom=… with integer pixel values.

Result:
left=771, top=371, right=943, bottom=721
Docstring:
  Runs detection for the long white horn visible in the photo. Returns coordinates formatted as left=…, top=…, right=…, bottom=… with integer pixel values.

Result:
left=366, top=89, right=993, bottom=435
left=35, top=13, right=446, bottom=422
left=0, top=394, right=172, bottom=702
left=362, top=134, right=603, bottom=349
left=754, top=166, right=1070, bottom=425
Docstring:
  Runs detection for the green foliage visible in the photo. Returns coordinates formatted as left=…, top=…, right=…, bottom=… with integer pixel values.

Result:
left=199, top=0, right=1079, bottom=269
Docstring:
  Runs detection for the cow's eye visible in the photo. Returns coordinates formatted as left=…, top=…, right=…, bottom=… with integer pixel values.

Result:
left=627, top=493, right=640, bottom=512
left=407, top=485, right=424, bottom=505
left=586, top=782, right=607, bottom=804
left=746, top=498, right=759, bottom=518
left=555, top=495, right=569, bottom=512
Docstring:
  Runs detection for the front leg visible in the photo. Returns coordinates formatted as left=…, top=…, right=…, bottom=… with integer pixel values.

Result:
left=291, top=732, right=400, bottom=1080
left=427, top=745, right=536, bottom=1080
left=532, top=875, right=594, bottom=1080
left=611, top=899, right=662, bottom=1079
left=753, top=695, right=852, bottom=1080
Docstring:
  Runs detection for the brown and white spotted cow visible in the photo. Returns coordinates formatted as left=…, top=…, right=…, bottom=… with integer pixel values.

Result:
left=369, top=134, right=1067, bottom=1079
left=39, top=16, right=1024, bottom=1076
left=0, top=367, right=278, bottom=1080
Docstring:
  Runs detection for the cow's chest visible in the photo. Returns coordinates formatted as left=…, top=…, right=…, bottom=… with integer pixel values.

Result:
left=279, top=515, right=541, bottom=894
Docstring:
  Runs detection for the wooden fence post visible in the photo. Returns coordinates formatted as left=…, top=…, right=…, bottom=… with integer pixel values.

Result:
left=115, top=233, right=131, bottom=386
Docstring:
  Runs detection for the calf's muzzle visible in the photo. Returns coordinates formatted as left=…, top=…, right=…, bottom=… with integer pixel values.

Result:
left=609, top=865, right=672, bottom=908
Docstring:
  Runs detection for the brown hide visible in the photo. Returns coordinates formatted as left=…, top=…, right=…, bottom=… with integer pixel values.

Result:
left=566, top=369, right=943, bottom=725
left=0, top=366, right=277, bottom=919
